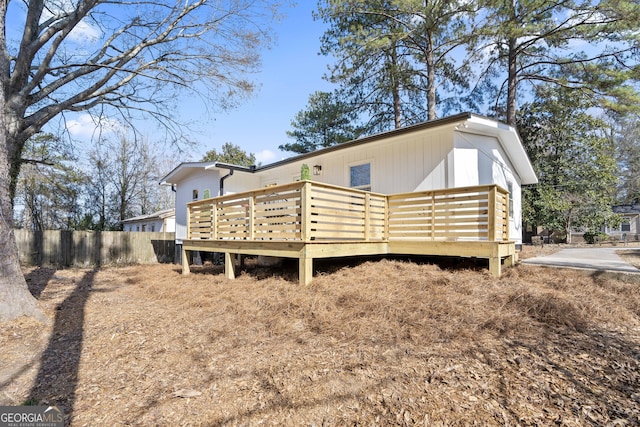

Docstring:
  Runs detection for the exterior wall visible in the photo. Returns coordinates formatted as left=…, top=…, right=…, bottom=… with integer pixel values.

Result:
left=169, top=121, right=528, bottom=244
left=124, top=219, right=164, bottom=232
left=123, top=217, right=174, bottom=233
left=256, top=124, right=456, bottom=194
left=174, top=169, right=261, bottom=242
left=453, top=131, right=523, bottom=243
left=175, top=169, right=221, bottom=242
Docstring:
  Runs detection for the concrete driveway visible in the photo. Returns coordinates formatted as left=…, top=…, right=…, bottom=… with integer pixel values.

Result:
left=521, top=247, right=640, bottom=274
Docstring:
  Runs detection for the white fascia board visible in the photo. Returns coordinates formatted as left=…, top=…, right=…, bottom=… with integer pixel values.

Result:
left=159, top=162, right=217, bottom=185
left=462, top=116, right=538, bottom=185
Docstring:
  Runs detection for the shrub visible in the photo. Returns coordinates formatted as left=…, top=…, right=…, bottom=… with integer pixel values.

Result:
left=583, top=231, right=608, bottom=244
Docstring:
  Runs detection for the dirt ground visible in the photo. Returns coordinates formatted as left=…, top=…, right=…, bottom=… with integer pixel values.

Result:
left=1, top=246, right=640, bottom=426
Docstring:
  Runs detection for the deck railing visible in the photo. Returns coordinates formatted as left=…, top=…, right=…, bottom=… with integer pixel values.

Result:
left=187, top=181, right=509, bottom=243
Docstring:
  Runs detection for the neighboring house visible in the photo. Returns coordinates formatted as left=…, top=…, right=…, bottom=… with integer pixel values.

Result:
left=610, top=204, right=640, bottom=237
left=161, top=113, right=537, bottom=250
left=122, top=208, right=175, bottom=233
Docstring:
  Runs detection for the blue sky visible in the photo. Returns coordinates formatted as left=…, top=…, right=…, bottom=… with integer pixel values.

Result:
left=197, top=3, right=333, bottom=164
left=7, top=1, right=332, bottom=166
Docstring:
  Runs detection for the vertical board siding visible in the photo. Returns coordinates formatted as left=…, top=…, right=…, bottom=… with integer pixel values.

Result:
left=15, top=230, right=175, bottom=266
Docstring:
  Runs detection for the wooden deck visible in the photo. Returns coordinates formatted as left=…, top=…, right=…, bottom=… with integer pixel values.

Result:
left=181, top=181, right=516, bottom=284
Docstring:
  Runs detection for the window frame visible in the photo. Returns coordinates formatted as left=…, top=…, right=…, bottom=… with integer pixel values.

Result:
left=348, top=160, right=373, bottom=191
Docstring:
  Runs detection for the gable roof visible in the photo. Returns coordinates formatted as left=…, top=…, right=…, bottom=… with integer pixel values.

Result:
left=122, top=208, right=175, bottom=224
left=160, top=113, right=538, bottom=185
left=613, top=204, right=640, bottom=215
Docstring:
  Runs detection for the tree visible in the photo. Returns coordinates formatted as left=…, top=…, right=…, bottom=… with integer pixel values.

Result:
left=14, top=133, right=84, bottom=230
left=614, top=114, right=640, bottom=204
left=202, top=142, right=256, bottom=166
left=519, top=86, right=618, bottom=243
left=317, top=0, right=476, bottom=130
left=474, top=0, right=640, bottom=125
left=85, top=135, right=175, bottom=230
left=1, top=0, right=284, bottom=320
left=280, top=90, right=365, bottom=154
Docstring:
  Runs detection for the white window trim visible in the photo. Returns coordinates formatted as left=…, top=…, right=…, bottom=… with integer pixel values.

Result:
left=347, top=159, right=374, bottom=191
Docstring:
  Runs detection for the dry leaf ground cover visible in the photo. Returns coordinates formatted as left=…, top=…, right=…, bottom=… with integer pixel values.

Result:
left=1, top=247, right=640, bottom=426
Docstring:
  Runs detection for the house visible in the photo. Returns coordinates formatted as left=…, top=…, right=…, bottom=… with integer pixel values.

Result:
left=610, top=204, right=640, bottom=241
left=122, top=208, right=175, bottom=233
left=160, top=113, right=538, bottom=281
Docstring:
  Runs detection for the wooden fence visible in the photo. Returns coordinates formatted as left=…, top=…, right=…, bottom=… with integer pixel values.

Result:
left=14, top=230, right=175, bottom=267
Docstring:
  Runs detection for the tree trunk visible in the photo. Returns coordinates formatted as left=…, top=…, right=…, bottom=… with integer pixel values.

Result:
left=565, top=209, right=573, bottom=244
left=0, top=115, right=46, bottom=322
left=390, top=45, right=402, bottom=129
left=0, top=0, right=46, bottom=320
left=426, top=35, right=436, bottom=121
left=506, top=36, right=518, bottom=126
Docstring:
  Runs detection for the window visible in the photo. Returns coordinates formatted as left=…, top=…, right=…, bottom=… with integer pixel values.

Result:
left=136, top=225, right=140, bottom=232
left=622, top=221, right=631, bottom=232
left=350, top=162, right=371, bottom=191
left=203, top=189, right=210, bottom=199
left=192, top=189, right=199, bottom=200
left=151, top=224, right=156, bottom=232
left=142, top=224, right=146, bottom=232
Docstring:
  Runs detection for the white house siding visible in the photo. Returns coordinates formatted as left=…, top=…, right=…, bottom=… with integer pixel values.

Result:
left=163, top=115, right=535, bottom=246
left=125, top=219, right=164, bottom=232
left=256, top=124, right=455, bottom=194
left=453, top=131, right=523, bottom=243
left=175, top=169, right=221, bottom=242
left=174, top=169, right=261, bottom=242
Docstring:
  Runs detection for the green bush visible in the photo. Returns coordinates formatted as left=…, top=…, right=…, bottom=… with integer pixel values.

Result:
left=583, top=231, right=608, bottom=244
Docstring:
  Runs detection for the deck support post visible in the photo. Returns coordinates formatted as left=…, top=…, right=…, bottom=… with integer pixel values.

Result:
left=299, top=255, right=313, bottom=286
left=225, top=252, right=237, bottom=280
left=489, top=256, right=501, bottom=277
left=182, top=247, right=191, bottom=275
left=503, top=253, right=515, bottom=269
left=489, top=244, right=501, bottom=277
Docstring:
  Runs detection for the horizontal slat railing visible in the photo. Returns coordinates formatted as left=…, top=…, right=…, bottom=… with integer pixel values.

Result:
left=387, top=185, right=509, bottom=241
left=187, top=182, right=509, bottom=243
left=307, top=183, right=387, bottom=241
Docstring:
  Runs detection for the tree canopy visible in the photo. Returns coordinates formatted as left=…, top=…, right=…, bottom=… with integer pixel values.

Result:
left=202, top=142, right=257, bottom=166
left=279, top=91, right=365, bottom=154
left=518, top=86, right=619, bottom=242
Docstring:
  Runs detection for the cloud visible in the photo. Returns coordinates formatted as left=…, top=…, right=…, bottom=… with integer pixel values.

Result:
left=255, top=149, right=278, bottom=164
left=68, top=20, right=100, bottom=43
left=40, top=0, right=101, bottom=44
left=66, top=113, right=120, bottom=139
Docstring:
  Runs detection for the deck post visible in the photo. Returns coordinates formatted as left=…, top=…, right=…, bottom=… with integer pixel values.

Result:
left=301, top=182, right=312, bottom=242
left=489, top=243, right=501, bottom=277
left=225, top=252, right=237, bottom=280
left=248, top=194, right=255, bottom=240
left=181, top=247, right=191, bottom=275
left=299, top=251, right=313, bottom=286
left=488, top=186, right=497, bottom=242
left=212, top=200, right=218, bottom=240
left=364, top=193, right=371, bottom=241
left=504, top=191, right=510, bottom=241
